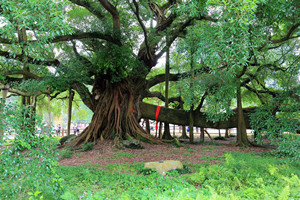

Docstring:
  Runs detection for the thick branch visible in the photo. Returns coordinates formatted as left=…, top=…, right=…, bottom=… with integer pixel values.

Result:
left=0, top=37, right=13, bottom=44
left=271, top=23, right=300, bottom=44
left=72, top=82, right=95, bottom=111
left=0, top=50, right=60, bottom=66
left=243, top=84, right=276, bottom=98
left=140, top=102, right=251, bottom=129
left=0, top=84, right=44, bottom=97
left=147, top=73, right=182, bottom=88
left=70, top=0, right=105, bottom=20
left=142, top=90, right=182, bottom=104
left=3, top=70, right=42, bottom=80
left=130, top=0, right=151, bottom=60
left=50, top=32, right=121, bottom=46
left=98, top=0, right=120, bottom=31
left=147, top=67, right=210, bottom=88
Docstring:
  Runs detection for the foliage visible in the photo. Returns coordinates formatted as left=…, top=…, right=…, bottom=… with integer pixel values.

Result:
left=250, top=102, right=300, bottom=161
left=81, top=142, right=94, bottom=152
left=274, top=135, right=300, bottom=162
left=60, top=149, right=74, bottom=159
left=186, top=152, right=300, bottom=199
left=55, top=152, right=298, bottom=200
left=0, top=104, right=63, bottom=199
left=0, top=0, right=72, bottom=58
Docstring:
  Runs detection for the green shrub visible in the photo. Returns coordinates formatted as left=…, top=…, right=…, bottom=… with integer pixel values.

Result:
left=139, top=168, right=158, bottom=175
left=81, top=142, right=94, bottom=152
left=60, top=149, right=73, bottom=159
left=275, top=135, right=300, bottom=162
left=0, top=104, right=63, bottom=200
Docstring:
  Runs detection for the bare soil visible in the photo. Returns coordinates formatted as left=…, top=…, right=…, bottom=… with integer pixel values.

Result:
left=59, top=136, right=272, bottom=168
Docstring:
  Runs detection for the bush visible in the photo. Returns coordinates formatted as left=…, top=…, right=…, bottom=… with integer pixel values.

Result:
left=0, top=104, right=63, bottom=200
left=81, top=142, right=94, bottom=152
left=60, top=149, right=74, bottom=159
left=275, top=135, right=300, bottom=162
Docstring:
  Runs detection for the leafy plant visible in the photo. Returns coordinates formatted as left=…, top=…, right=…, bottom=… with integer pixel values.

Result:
left=81, top=142, right=94, bottom=152
left=111, top=152, right=136, bottom=159
left=60, top=149, right=73, bottom=159
left=0, top=104, right=64, bottom=199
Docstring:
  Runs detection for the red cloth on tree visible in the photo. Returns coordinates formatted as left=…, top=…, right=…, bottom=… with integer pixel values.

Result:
left=155, top=106, right=161, bottom=130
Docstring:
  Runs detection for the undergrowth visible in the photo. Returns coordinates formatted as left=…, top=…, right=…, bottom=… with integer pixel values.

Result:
left=56, top=152, right=300, bottom=200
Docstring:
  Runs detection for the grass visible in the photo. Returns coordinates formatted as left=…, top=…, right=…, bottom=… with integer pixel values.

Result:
left=56, top=152, right=300, bottom=200
left=111, top=152, right=137, bottom=159
left=2, top=151, right=300, bottom=200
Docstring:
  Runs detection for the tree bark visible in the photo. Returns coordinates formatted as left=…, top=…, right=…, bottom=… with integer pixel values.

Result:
left=179, top=98, right=189, bottom=139
left=140, top=102, right=252, bottom=129
left=200, top=127, right=205, bottom=142
left=67, top=89, right=74, bottom=136
left=189, top=108, right=194, bottom=143
left=162, top=39, right=172, bottom=140
left=189, top=42, right=195, bottom=143
left=158, top=121, right=163, bottom=139
left=225, top=128, right=229, bottom=138
left=48, top=94, right=51, bottom=125
left=236, top=85, right=251, bottom=146
left=70, top=82, right=161, bottom=146
left=0, top=95, right=7, bottom=141
left=145, top=118, right=150, bottom=134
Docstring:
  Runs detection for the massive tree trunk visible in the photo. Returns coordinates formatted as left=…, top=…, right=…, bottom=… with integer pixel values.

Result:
left=236, top=86, right=252, bottom=146
left=71, top=82, right=161, bottom=146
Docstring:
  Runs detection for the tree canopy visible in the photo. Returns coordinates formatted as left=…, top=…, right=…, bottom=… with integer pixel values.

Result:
left=0, top=0, right=299, bottom=146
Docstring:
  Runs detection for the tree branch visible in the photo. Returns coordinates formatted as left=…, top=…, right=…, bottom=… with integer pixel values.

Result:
left=3, top=70, right=43, bottom=80
left=0, top=84, right=45, bottom=97
left=0, top=36, right=13, bottom=44
left=98, top=0, right=120, bottom=31
left=271, top=23, right=300, bottom=44
left=72, top=82, right=95, bottom=111
left=50, top=32, right=121, bottom=46
left=142, top=90, right=182, bottom=104
left=0, top=50, right=60, bottom=66
left=147, top=67, right=210, bottom=88
left=70, top=0, right=105, bottom=20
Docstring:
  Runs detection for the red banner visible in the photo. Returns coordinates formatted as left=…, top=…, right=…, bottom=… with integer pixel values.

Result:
left=155, top=106, right=161, bottom=130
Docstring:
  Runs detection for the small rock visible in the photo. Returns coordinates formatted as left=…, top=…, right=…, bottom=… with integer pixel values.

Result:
left=122, top=139, right=144, bottom=149
left=144, top=160, right=183, bottom=175
left=59, top=134, right=76, bottom=145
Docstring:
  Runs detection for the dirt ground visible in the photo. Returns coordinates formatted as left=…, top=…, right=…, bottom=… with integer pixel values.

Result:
left=59, top=136, right=272, bottom=168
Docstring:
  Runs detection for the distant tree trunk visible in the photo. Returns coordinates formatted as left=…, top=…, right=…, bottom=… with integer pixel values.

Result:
left=48, top=94, right=51, bottom=125
left=0, top=100, right=3, bottom=141
left=236, top=85, right=251, bottom=146
left=200, top=127, right=205, bottom=142
left=158, top=121, right=163, bottom=139
left=189, top=42, right=195, bottom=143
left=179, top=98, right=189, bottom=139
left=173, top=124, right=175, bottom=136
left=162, top=40, right=172, bottom=140
left=67, top=89, right=74, bottom=136
left=31, top=95, right=37, bottom=127
left=189, top=108, right=194, bottom=143
left=145, top=118, right=150, bottom=134
left=218, top=129, right=221, bottom=137
left=225, top=129, right=229, bottom=138
left=0, top=89, right=8, bottom=141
